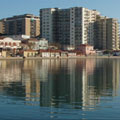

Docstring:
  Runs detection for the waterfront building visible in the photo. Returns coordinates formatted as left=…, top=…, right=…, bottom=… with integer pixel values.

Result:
left=40, top=50, right=50, bottom=57
left=61, top=51, right=68, bottom=57
left=50, top=50, right=60, bottom=57
left=40, top=7, right=100, bottom=47
left=95, top=16, right=120, bottom=50
left=77, top=44, right=96, bottom=55
left=0, top=14, right=40, bottom=37
left=0, top=37, right=21, bottom=50
left=28, top=38, right=48, bottom=50
left=24, top=50, right=38, bottom=57
left=39, top=49, right=61, bottom=58
left=67, top=52, right=77, bottom=57
left=36, top=38, right=48, bottom=50
left=40, top=7, right=120, bottom=50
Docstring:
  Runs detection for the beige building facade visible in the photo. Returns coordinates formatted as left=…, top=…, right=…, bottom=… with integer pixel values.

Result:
left=0, top=19, right=5, bottom=34
left=95, top=16, right=120, bottom=50
left=0, top=14, right=40, bottom=37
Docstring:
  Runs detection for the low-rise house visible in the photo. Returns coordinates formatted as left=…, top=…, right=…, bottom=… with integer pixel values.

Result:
left=28, top=38, right=48, bottom=50
left=68, top=51, right=77, bottom=57
left=50, top=50, right=61, bottom=58
left=24, top=50, right=38, bottom=57
left=39, top=49, right=61, bottom=58
left=37, top=38, right=48, bottom=50
left=77, top=44, right=96, bottom=55
left=61, top=51, right=68, bottom=57
left=40, top=50, right=50, bottom=57
left=0, top=37, right=21, bottom=50
left=28, top=38, right=38, bottom=49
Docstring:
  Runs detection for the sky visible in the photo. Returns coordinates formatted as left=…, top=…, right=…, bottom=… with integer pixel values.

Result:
left=0, top=0, right=120, bottom=20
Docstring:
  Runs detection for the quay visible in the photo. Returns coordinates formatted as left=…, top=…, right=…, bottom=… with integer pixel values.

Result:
left=0, top=56, right=120, bottom=60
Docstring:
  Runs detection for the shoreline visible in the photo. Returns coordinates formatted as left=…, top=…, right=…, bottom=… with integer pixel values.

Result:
left=0, top=56, right=120, bottom=60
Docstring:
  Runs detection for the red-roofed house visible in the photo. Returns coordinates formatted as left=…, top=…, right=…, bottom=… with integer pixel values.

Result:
left=77, top=44, right=96, bottom=55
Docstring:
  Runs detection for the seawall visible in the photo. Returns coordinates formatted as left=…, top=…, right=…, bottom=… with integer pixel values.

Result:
left=0, top=56, right=120, bottom=60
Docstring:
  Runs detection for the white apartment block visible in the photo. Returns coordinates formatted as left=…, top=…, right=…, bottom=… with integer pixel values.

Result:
left=40, top=7, right=119, bottom=50
left=70, top=7, right=100, bottom=46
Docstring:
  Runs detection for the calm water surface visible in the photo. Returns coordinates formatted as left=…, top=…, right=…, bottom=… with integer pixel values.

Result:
left=0, top=59, right=120, bottom=120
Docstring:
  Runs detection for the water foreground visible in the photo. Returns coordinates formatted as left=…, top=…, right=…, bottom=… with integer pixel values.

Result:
left=0, top=58, right=120, bottom=120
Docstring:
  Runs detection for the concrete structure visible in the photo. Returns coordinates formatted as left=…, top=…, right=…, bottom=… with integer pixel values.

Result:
left=77, top=44, right=96, bottom=55
left=106, top=18, right=120, bottom=50
left=67, top=52, right=77, bottom=57
left=40, top=7, right=120, bottom=50
left=28, top=38, right=38, bottom=49
left=69, top=7, right=100, bottom=46
left=61, top=52, right=68, bottom=57
left=40, top=50, right=50, bottom=57
left=28, top=38, right=48, bottom=50
left=0, top=19, right=5, bottom=34
left=95, top=16, right=120, bottom=50
left=36, top=38, right=48, bottom=50
left=0, top=37, right=21, bottom=49
left=50, top=50, right=61, bottom=58
left=39, top=50, right=61, bottom=58
left=0, top=14, right=40, bottom=37
left=40, top=7, right=100, bottom=47
left=40, top=8, right=57, bottom=43
left=24, top=50, right=38, bottom=57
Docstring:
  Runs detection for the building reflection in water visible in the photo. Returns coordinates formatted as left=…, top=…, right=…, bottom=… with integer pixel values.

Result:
left=0, top=58, right=120, bottom=110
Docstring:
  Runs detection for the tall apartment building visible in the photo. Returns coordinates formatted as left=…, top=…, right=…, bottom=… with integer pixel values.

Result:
left=40, top=7, right=100, bottom=47
left=95, top=16, right=120, bottom=50
left=0, top=14, right=40, bottom=37
left=106, top=18, right=120, bottom=50
left=54, top=9, right=70, bottom=45
left=40, top=8, right=57, bottom=43
left=70, top=7, right=100, bottom=46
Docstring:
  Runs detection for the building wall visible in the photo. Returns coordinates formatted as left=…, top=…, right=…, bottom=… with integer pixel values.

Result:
left=40, top=7, right=100, bottom=47
left=0, top=37, right=21, bottom=49
left=0, top=19, right=5, bottom=34
left=56, top=9, right=70, bottom=45
left=95, top=17, right=120, bottom=50
left=0, top=14, right=40, bottom=37
left=25, top=18, right=31, bottom=36
left=24, top=51, right=38, bottom=57
left=35, top=19, right=40, bottom=37
left=106, top=18, right=120, bottom=50
left=40, top=8, right=56, bottom=43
